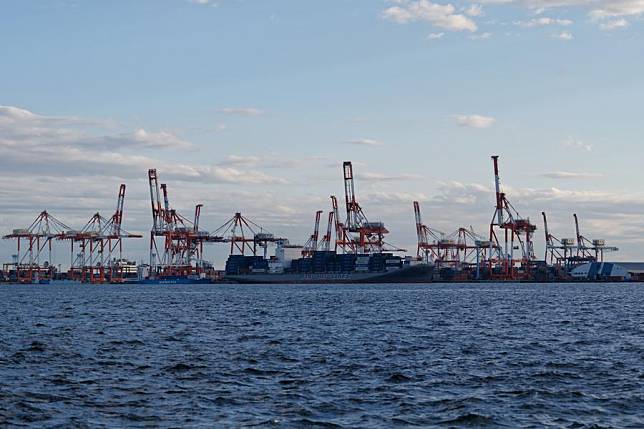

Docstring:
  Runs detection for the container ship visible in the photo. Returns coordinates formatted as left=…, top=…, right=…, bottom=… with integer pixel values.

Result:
left=224, top=242, right=433, bottom=284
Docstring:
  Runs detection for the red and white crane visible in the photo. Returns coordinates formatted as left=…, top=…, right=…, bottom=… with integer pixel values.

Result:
left=573, top=213, right=618, bottom=263
left=302, top=210, right=323, bottom=257
left=3, top=211, right=71, bottom=283
left=69, top=184, right=142, bottom=283
left=542, top=212, right=576, bottom=267
left=318, top=211, right=335, bottom=252
left=342, top=161, right=389, bottom=253
left=413, top=201, right=486, bottom=266
left=488, top=156, right=537, bottom=279
left=209, top=212, right=284, bottom=258
left=413, top=200, right=447, bottom=263
left=331, top=194, right=353, bottom=253
left=148, top=169, right=209, bottom=278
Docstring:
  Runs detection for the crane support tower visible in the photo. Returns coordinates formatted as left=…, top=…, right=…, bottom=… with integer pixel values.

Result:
left=148, top=169, right=210, bottom=278
left=488, top=156, right=537, bottom=280
left=209, top=212, right=285, bottom=258
left=318, top=211, right=335, bottom=252
left=573, top=213, right=618, bottom=263
left=68, top=184, right=142, bottom=283
left=413, top=201, right=491, bottom=274
left=413, top=201, right=447, bottom=264
left=542, top=212, right=576, bottom=268
left=331, top=194, right=354, bottom=253
left=342, top=161, right=388, bottom=253
left=336, top=162, right=404, bottom=254
left=302, top=210, right=323, bottom=257
left=3, top=211, right=71, bottom=283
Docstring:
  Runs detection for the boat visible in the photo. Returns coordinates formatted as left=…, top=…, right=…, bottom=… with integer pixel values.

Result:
left=226, top=263, right=433, bottom=284
left=223, top=250, right=434, bottom=284
left=138, top=275, right=213, bottom=285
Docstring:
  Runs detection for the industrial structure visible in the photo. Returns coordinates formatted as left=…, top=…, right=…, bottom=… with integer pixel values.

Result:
left=413, top=201, right=492, bottom=279
left=3, top=211, right=71, bottom=283
left=68, top=184, right=142, bottom=283
left=209, top=212, right=285, bottom=258
left=302, top=210, right=323, bottom=257
left=318, top=211, right=335, bottom=252
left=542, top=211, right=576, bottom=268
left=488, top=156, right=538, bottom=280
left=148, top=169, right=211, bottom=279
left=574, top=213, right=618, bottom=263
left=0, top=155, right=629, bottom=284
left=329, top=162, right=404, bottom=255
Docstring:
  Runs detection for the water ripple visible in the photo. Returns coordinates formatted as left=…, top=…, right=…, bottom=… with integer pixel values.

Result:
left=0, top=282, right=642, bottom=427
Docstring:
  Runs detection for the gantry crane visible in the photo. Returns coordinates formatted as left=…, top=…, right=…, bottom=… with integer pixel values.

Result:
left=302, top=210, right=323, bottom=257
left=574, top=213, right=618, bottom=263
left=342, top=161, right=389, bottom=253
left=148, top=169, right=209, bottom=278
left=318, top=211, right=335, bottom=252
left=488, top=156, right=537, bottom=280
left=542, top=212, right=576, bottom=267
left=209, top=212, right=284, bottom=258
left=413, top=201, right=448, bottom=263
left=414, top=201, right=490, bottom=270
left=69, top=184, right=142, bottom=283
left=3, top=211, right=71, bottom=283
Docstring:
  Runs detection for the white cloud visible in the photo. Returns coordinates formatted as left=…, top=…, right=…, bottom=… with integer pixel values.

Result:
left=563, top=136, right=592, bottom=152
left=589, top=1, right=644, bottom=19
left=0, top=106, right=287, bottom=186
left=358, top=172, right=423, bottom=182
left=428, top=32, right=446, bottom=39
left=552, top=31, right=573, bottom=40
left=383, top=0, right=478, bottom=32
left=217, top=107, right=264, bottom=116
left=470, top=31, right=492, bottom=39
left=0, top=105, right=39, bottom=122
left=218, top=154, right=307, bottom=169
left=343, top=139, right=385, bottom=146
left=478, top=0, right=644, bottom=25
left=95, top=128, right=192, bottom=150
left=453, top=114, right=496, bottom=128
left=0, top=105, right=108, bottom=127
left=514, top=17, right=573, bottom=27
left=539, top=171, right=603, bottom=179
left=0, top=106, right=190, bottom=151
left=599, top=18, right=630, bottom=30
left=465, top=4, right=484, bottom=17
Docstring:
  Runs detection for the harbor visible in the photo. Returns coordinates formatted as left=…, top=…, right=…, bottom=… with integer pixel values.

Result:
left=1, top=156, right=634, bottom=285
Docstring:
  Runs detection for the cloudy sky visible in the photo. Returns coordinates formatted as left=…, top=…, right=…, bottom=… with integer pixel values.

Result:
left=2, top=0, right=644, bottom=266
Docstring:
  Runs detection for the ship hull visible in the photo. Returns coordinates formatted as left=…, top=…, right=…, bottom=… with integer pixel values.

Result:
left=225, top=264, right=433, bottom=284
left=138, top=276, right=213, bottom=285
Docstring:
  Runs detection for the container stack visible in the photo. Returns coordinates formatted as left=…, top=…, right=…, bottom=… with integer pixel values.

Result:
left=312, top=251, right=336, bottom=273
left=297, top=258, right=313, bottom=273
left=386, top=256, right=403, bottom=271
left=355, top=254, right=370, bottom=272
left=337, top=253, right=356, bottom=272
left=251, top=258, right=269, bottom=273
left=225, top=255, right=266, bottom=275
left=368, top=253, right=392, bottom=272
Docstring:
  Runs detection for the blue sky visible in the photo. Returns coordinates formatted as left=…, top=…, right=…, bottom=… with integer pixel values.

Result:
left=2, top=0, right=644, bottom=266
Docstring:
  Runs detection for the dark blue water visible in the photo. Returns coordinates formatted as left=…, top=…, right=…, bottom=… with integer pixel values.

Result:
left=0, top=283, right=642, bottom=427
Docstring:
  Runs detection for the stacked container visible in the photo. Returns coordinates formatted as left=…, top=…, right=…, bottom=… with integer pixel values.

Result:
left=355, top=254, right=370, bottom=272
left=337, top=253, right=356, bottom=272
left=386, top=256, right=402, bottom=271
left=312, top=251, right=336, bottom=273
left=368, top=253, right=392, bottom=272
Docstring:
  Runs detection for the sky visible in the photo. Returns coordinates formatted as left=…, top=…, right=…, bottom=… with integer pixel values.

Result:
left=2, top=0, right=644, bottom=267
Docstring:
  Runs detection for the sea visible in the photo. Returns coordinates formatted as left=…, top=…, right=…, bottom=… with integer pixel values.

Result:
left=0, top=282, right=642, bottom=428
